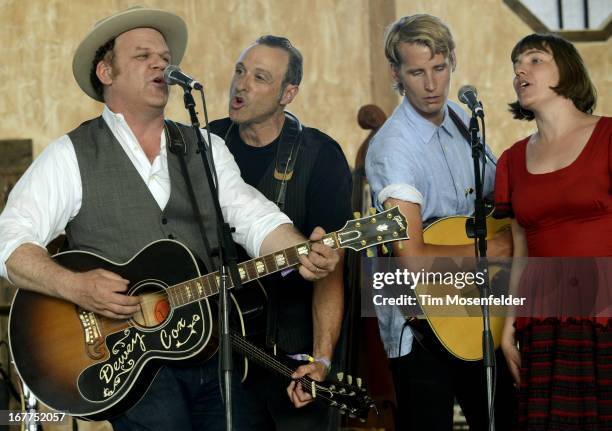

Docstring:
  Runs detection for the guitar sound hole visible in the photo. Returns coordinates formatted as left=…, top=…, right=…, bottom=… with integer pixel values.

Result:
left=130, top=283, right=171, bottom=329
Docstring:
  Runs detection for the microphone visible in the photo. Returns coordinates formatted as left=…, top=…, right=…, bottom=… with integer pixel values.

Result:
left=164, top=65, right=203, bottom=91
left=458, top=85, right=484, bottom=117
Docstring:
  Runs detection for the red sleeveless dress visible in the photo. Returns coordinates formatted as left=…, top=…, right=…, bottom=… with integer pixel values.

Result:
left=495, top=117, right=612, bottom=430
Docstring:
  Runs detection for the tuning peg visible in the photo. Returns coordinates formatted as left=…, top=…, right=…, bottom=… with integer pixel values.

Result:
left=336, top=372, right=344, bottom=382
left=366, top=248, right=375, bottom=257
left=397, top=241, right=404, bottom=251
left=353, top=211, right=361, bottom=219
left=347, top=375, right=353, bottom=385
left=356, top=377, right=362, bottom=388
left=368, top=207, right=376, bottom=216
left=360, top=418, right=366, bottom=423
left=381, top=244, right=389, bottom=255
left=339, top=410, right=345, bottom=415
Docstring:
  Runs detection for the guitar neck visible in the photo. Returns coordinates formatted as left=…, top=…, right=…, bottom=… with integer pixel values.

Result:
left=166, top=234, right=338, bottom=308
left=165, top=205, right=408, bottom=309
left=230, top=333, right=314, bottom=387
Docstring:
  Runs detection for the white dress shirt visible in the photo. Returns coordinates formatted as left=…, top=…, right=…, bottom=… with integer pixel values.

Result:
left=0, top=106, right=291, bottom=279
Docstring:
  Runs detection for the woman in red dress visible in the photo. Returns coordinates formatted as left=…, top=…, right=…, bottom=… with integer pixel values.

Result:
left=496, top=33, right=612, bottom=430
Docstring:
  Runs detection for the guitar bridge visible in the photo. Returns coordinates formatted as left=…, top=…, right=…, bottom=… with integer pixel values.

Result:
left=78, top=308, right=104, bottom=359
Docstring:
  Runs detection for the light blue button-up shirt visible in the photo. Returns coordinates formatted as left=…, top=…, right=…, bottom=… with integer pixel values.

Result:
left=365, top=97, right=497, bottom=358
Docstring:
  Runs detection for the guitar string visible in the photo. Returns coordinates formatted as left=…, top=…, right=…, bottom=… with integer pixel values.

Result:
left=107, top=298, right=361, bottom=410
left=127, top=249, right=306, bottom=310
left=229, top=335, right=359, bottom=410
left=119, top=217, right=400, bottom=312
left=129, top=227, right=363, bottom=310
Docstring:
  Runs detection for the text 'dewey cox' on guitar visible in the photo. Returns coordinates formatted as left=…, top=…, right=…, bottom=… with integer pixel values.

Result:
left=9, top=206, right=407, bottom=420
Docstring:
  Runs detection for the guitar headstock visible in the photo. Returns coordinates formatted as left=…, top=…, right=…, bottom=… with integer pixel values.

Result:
left=337, top=206, right=408, bottom=252
left=310, top=372, right=377, bottom=420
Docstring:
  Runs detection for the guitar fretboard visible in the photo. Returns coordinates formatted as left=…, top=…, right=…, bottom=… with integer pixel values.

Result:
left=166, top=234, right=338, bottom=308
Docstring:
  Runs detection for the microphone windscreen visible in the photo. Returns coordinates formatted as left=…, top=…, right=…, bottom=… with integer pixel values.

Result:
left=163, top=65, right=180, bottom=84
left=458, top=85, right=477, bottom=104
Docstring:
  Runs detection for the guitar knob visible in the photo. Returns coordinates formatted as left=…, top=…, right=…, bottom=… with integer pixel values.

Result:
left=336, top=372, right=344, bottom=382
left=347, top=375, right=352, bottom=385
left=356, top=377, right=362, bottom=388
left=353, top=211, right=362, bottom=219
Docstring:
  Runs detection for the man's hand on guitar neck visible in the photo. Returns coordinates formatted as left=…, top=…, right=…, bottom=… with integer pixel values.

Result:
left=298, top=226, right=339, bottom=281
left=260, top=224, right=340, bottom=282
left=286, top=359, right=329, bottom=408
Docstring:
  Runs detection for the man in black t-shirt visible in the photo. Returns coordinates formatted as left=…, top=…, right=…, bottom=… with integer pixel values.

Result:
left=209, top=36, right=352, bottom=430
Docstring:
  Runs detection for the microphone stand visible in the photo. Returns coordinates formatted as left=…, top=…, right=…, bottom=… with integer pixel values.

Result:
left=182, top=88, right=242, bottom=431
left=465, top=111, right=496, bottom=431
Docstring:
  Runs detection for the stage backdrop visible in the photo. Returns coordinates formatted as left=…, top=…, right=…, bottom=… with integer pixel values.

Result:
left=0, top=1, right=610, bottom=430
left=0, top=0, right=609, bottom=164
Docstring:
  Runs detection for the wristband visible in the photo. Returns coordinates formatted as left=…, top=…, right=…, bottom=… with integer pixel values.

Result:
left=287, top=353, right=332, bottom=371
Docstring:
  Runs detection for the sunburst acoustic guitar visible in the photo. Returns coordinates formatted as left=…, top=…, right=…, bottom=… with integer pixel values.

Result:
left=9, top=207, right=407, bottom=420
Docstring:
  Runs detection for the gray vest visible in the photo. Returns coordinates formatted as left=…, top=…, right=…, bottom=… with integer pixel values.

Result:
left=66, top=117, right=219, bottom=271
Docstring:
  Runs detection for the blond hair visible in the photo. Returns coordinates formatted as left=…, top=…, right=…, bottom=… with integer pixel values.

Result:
left=384, top=14, right=456, bottom=94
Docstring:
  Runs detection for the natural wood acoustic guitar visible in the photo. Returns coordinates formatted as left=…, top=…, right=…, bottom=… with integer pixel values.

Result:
left=414, top=214, right=510, bottom=361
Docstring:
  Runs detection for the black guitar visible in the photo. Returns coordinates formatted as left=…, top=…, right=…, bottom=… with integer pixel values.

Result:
left=9, top=207, right=407, bottom=420
left=231, top=332, right=375, bottom=419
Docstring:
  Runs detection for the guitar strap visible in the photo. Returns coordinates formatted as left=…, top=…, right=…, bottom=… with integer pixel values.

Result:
left=164, top=120, right=216, bottom=272
left=448, top=108, right=497, bottom=210
left=222, top=111, right=303, bottom=211
left=448, top=107, right=471, bottom=143
left=220, top=113, right=304, bottom=349
left=448, top=107, right=497, bottom=167
left=271, top=111, right=303, bottom=211
left=265, top=111, right=303, bottom=348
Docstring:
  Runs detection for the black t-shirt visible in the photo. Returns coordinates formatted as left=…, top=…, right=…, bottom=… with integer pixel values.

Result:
left=209, top=117, right=352, bottom=235
left=209, top=117, right=352, bottom=353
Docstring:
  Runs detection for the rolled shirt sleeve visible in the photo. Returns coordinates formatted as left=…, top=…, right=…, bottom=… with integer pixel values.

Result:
left=366, top=134, right=427, bottom=211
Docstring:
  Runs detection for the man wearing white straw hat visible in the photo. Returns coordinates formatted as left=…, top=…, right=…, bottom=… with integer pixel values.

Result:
left=0, top=6, right=339, bottom=430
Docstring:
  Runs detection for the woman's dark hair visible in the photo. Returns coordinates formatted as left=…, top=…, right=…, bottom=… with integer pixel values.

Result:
left=509, top=33, right=596, bottom=121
